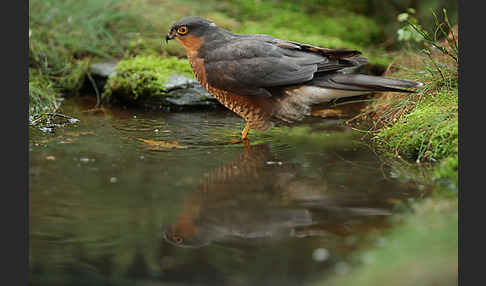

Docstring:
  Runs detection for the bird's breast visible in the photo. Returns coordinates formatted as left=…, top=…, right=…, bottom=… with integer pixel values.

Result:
left=188, top=56, right=208, bottom=88
left=187, top=55, right=233, bottom=106
left=187, top=55, right=272, bottom=130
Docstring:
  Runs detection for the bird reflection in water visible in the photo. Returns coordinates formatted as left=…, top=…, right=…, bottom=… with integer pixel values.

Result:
left=162, top=143, right=407, bottom=248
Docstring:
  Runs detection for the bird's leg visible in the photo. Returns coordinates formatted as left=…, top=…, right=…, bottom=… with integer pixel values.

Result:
left=229, top=122, right=251, bottom=146
left=241, top=122, right=250, bottom=140
left=241, top=123, right=251, bottom=148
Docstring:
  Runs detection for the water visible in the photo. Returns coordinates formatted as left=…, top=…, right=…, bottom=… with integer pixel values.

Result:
left=29, top=96, right=424, bottom=286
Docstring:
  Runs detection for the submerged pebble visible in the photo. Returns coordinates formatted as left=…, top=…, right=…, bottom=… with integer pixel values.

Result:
left=312, top=248, right=330, bottom=262
left=39, top=127, right=53, bottom=133
left=266, top=161, right=283, bottom=165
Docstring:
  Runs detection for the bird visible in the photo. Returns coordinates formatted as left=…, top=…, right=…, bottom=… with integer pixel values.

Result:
left=166, top=16, right=422, bottom=141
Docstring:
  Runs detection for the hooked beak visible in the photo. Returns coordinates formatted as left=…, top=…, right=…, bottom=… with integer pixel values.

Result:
left=165, top=29, right=176, bottom=44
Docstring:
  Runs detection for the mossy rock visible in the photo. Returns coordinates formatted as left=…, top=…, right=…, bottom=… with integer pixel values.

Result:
left=101, top=56, right=219, bottom=109
left=102, top=56, right=193, bottom=101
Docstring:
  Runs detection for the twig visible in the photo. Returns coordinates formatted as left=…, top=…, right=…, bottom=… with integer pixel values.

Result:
left=86, top=72, right=101, bottom=108
left=30, top=116, right=44, bottom=126
left=45, top=112, right=79, bottom=122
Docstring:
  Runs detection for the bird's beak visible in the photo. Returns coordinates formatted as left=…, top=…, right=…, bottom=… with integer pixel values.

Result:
left=165, top=29, right=176, bottom=44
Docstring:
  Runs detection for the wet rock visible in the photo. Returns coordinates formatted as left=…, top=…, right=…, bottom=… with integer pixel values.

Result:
left=165, top=85, right=219, bottom=107
left=163, top=75, right=220, bottom=107
left=84, top=61, right=118, bottom=95
left=164, top=74, right=198, bottom=91
left=137, top=75, right=220, bottom=110
left=90, top=61, right=118, bottom=78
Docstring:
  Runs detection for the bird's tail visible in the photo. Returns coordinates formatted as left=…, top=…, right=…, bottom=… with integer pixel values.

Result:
left=310, top=73, right=423, bottom=93
left=271, top=73, right=422, bottom=124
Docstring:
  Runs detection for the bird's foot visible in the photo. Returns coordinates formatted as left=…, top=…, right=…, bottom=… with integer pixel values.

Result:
left=228, top=122, right=251, bottom=147
left=229, top=138, right=250, bottom=148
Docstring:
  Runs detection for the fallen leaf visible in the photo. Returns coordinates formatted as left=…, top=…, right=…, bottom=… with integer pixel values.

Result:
left=136, top=138, right=187, bottom=149
left=59, top=138, right=76, bottom=144
left=65, top=131, right=95, bottom=137
left=312, top=109, right=344, bottom=118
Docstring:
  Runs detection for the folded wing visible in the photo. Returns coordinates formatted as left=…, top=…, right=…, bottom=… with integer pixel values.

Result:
left=204, top=37, right=365, bottom=97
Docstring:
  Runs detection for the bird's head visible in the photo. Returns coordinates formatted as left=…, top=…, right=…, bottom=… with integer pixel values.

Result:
left=166, top=17, right=218, bottom=51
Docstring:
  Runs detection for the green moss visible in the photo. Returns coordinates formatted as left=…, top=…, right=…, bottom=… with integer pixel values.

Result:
left=29, top=69, right=58, bottom=119
left=57, top=59, right=91, bottom=93
left=323, top=198, right=458, bottom=286
left=102, top=56, right=194, bottom=102
left=377, top=89, right=458, bottom=162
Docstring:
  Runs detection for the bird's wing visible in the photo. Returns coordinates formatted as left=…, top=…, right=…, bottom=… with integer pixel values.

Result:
left=239, top=34, right=362, bottom=59
left=204, top=37, right=366, bottom=97
left=269, top=38, right=362, bottom=59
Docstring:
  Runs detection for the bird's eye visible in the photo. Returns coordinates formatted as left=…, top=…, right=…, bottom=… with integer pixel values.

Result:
left=172, top=234, right=184, bottom=244
left=177, top=26, right=188, bottom=35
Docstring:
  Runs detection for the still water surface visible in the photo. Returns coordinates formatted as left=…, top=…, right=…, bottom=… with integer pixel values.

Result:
left=29, top=96, right=424, bottom=286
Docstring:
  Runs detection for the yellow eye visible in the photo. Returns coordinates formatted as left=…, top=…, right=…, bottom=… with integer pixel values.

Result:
left=177, top=26, right=188, bottom=35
